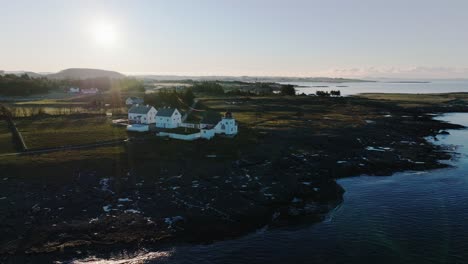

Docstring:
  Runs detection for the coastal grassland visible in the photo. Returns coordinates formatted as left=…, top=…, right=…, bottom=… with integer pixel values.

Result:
left=6, top=92, right=131, bottom=117
left=0, top=145, right=125, bottom=166
left=14, top=98, right=87, bottom=105
left=358, top=93, right=468, bottom=108
left=14, top=116, right=128, bottom=149
left=200, top=96, right=380, bottom=131
left=0, top=120, right=15, bottom=154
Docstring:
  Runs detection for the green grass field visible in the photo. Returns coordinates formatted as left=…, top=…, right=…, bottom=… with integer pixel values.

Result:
left=358, top=93, right=468, bottom=107
left=0, top=121, right=15, bottom=154
left=0, top=145, right=125, bottom=166
left=201, top=96, right=376, bottom=130
left=15, top=116, right=128, bottom=149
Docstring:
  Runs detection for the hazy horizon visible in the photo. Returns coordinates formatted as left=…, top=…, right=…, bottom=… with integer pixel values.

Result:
left=1, top=0, right=468, bottom=79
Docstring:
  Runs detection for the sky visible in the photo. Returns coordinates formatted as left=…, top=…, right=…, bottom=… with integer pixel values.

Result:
left=1, top=0, right=468, bottom=79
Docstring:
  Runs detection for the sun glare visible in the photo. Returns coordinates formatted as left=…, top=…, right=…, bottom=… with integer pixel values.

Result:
left=93, top=20, right=117, bottom=46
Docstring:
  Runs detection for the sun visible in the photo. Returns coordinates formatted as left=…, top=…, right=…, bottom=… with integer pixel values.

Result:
left=93, top=20, right=118, bottom=46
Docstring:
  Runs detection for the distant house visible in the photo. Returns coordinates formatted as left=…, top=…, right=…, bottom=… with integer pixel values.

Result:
left=155, top=108, right=182, bottom=128
left=126, top=97, right=144, bottom=106
left=69, top=87, right=80, bottom=93
left=128, top=105, right=157, bottom=124
left=81, top=88, right=99, bottom=94
left=201, top=111, right=238, bottom=136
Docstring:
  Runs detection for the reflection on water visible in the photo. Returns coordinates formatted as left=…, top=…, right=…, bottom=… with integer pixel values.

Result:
left=74, top=113, right=468, bottom=264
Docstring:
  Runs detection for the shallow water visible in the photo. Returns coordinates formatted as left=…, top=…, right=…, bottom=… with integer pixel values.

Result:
left=284, top=80, right=468, bottom=95
left=74, top=113, right=468, bottom=264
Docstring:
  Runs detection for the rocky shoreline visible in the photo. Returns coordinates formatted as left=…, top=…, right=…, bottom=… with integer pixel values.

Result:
left=0, top=97, right=466, bottom=262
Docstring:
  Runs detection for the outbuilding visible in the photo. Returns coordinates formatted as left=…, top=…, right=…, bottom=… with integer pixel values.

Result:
left=69, top=87, right=80, bottom=93
left=126, top=97, right=144, bottom=106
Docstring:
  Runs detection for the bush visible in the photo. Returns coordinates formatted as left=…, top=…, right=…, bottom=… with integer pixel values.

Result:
left=182, top=88, right=195, bottom=105
left=330, top=90, right=341, bottom=96
left=280, top=85, right=296, bottom=96
left=316, top=90, right=341, bottom=97
left=316, top=90, right=330, bottom=97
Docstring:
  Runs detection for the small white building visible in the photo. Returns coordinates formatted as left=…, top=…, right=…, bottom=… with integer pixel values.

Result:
left=215, top=112, right=238, bottom=135
left=155, top=108, right=182, bottom=128
left=200, top=112, right=238, bottom=136
left=69, top=87, right=80, bottom=93
left=126, top=97, right=144, bottom=106
left=81, top=88, right=99, bottom=94
left=128, top=105, right=157, bottom=124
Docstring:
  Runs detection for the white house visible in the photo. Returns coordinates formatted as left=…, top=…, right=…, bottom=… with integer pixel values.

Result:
left=126, top=97, right=144, bottom=106
left=69, top=87, right=80, bottom=93
left=200, top=111, right=238, bottom=136
left=155, top=108, right=182, bottom=128
left=128, top=105, right=157, bottom=124
left=215, top=112, right=238, bottom=135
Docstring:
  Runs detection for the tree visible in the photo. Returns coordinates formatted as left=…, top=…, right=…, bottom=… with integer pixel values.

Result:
left=192, top=81, right=225, bottom=95
left=280, top=85, right=296, bottom=96
left=316, top=90, right=330, bottom=97
left=0, top=74, right=57, bottom=96
left=182, top=88, right=195, bottom=105
left=330, top=90, right=341, bottom=96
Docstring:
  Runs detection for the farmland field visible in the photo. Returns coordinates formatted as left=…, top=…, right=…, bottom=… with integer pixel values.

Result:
left=0, top=121, right=15, bottom=154
left=15, top=116, right=128, bottom=149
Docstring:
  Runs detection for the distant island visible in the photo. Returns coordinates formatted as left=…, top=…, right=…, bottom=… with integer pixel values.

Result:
left=384, top=81, right=431, bottom=84
left=47, top=68, right=125, bottom=80
left=133, top=75, right=374, bottom=83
